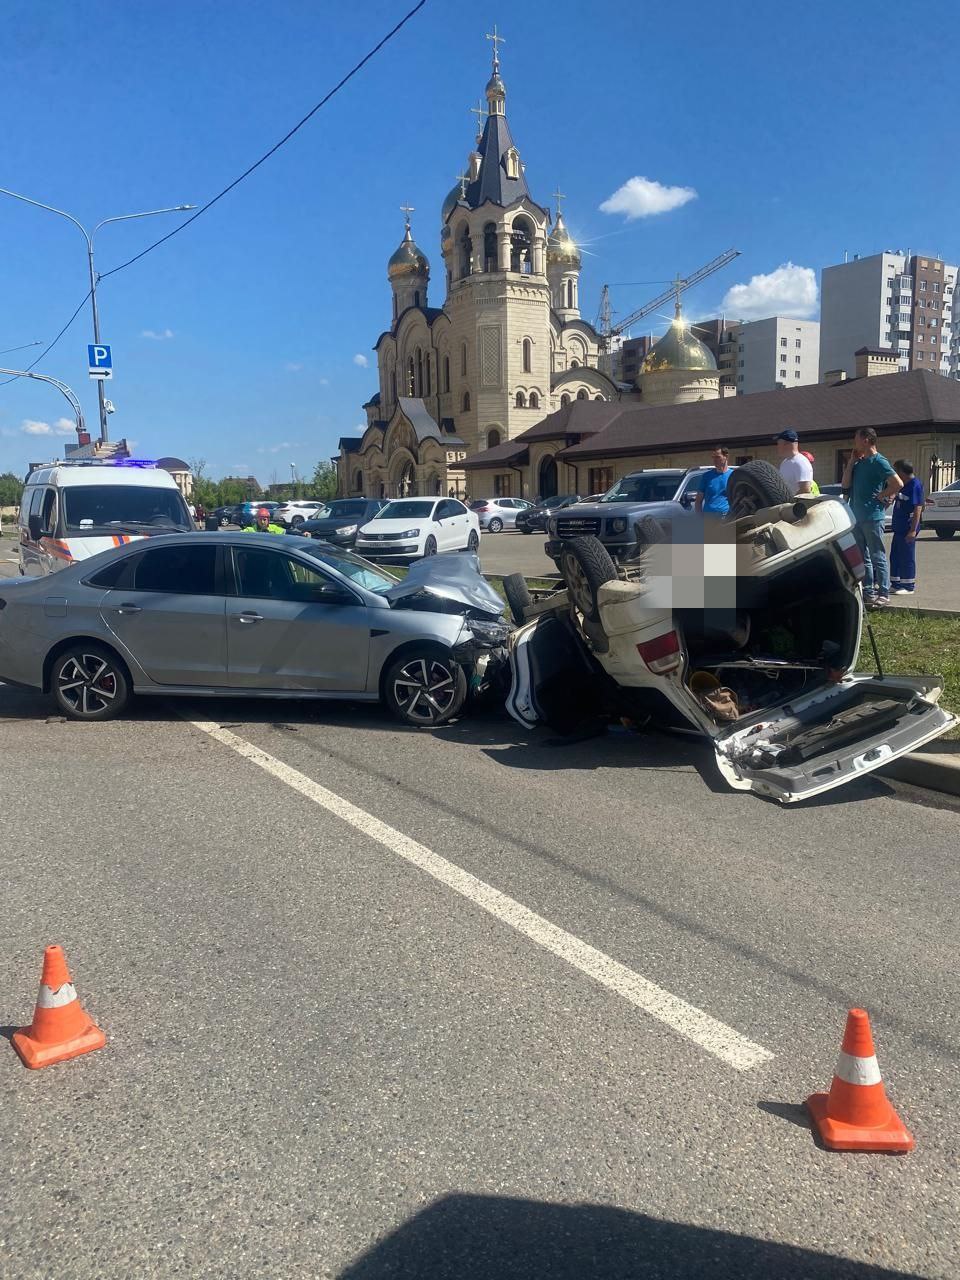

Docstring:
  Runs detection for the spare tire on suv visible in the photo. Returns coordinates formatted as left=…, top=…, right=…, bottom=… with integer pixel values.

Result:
left=725, top=460, right=793, bottom=519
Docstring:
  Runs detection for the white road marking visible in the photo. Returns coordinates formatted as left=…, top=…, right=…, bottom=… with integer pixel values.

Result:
left=189, top=719, right=775, bottom=1072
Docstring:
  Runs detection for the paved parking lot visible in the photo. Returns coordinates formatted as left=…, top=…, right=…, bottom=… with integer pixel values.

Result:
left=1, top=682, right=959, bottom=1277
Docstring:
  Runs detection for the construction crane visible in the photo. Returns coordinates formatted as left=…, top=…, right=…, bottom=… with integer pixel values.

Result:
left=597, top=248, right=742, bottom=362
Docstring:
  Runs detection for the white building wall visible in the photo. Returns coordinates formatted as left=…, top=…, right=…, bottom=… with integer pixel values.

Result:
left=731, top=317, right=820, bottom=394
left=819, top=252, right=904, bottom=378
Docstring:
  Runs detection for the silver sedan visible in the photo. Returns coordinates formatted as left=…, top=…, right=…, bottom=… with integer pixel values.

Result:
left=0, top=534, right=509, bottom=727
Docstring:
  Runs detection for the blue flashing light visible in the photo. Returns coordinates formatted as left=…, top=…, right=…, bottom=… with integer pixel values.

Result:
left=111, top=458, right=158, bottom=468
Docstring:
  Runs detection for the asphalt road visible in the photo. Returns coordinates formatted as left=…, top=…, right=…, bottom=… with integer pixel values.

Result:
left=1, top=682, right=958, bottom=1278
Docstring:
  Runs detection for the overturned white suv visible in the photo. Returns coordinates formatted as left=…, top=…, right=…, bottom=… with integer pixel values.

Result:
left=507, top=462, right=955, bottom=804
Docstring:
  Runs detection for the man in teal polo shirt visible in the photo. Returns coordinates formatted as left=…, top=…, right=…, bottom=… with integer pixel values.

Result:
left=841, top=428, right=902, bottom=608
left=694, top=446, right=732, bottom=516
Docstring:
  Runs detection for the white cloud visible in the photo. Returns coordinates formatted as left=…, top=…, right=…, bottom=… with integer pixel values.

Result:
left=21, top=417, right=75, bottom=436
left=284, top=361, right=303, bottom=373
left=599, top=176, right=697, bottom=220
left=353, top=353, right=369, bottom=368
left=142, top=328, right=174, bottom=341
left=256, top=440, right=303, bottom=455
left=721, top=262, right=818, bottom=321
left=318, top=377, right=329, bottom=386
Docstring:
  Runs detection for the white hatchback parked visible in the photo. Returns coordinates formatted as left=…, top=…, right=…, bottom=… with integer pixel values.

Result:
left=355, top=497, right=480, bottom=559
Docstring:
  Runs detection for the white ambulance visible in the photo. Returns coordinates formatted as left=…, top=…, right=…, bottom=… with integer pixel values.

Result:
left=18, top=459, right=194, bottom=577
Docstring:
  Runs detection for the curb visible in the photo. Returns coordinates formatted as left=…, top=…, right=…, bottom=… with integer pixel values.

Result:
left=880, top=752, right=960, bottom=799
left=883, top=603, right=960, bottom=620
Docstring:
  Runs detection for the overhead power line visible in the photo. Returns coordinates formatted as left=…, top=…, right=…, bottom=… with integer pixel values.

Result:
left=0, top=290, right=91, bottom=386
left=100, top=0, right=428, bottom=281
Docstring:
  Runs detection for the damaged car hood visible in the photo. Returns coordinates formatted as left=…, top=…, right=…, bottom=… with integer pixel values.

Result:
left=384, top=552, right=505, bottom=616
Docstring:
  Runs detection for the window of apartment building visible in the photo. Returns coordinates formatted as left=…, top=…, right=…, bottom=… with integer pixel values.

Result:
left=737, top=374, right=744, bottom=383
left=795, top=355, right=801, bottom=363
left=916, top=351, right=924, bottom=360
left=918, top=333, right=923, bottom=342
left=795, top=339, right=802, bottom=348
left=738, top=359, right=744, bottom=367
left=920, top=280, right=928, bottom=291
left=795, top=370, right=801, bottom=378
left=588, top=467, right=613, bottom=493
left=780, top=337, right=787, bottom=347
left=780, top=353, right=787, bottom=363
left=738, top=344, right=744, bottom=353
left=934, top=282, right=942, bottom=293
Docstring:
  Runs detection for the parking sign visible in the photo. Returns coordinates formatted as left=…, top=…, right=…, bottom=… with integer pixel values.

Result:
left=88, top=344, right=113, bottom=380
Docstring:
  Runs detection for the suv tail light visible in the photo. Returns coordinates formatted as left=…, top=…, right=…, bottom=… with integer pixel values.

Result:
left=837, top=532, right=865, bottom=580
left=637, top=629, right=682, bottom=675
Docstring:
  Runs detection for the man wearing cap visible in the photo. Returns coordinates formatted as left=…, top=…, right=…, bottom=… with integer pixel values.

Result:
left=775, top=430, right=814, bottom=496
left=242, top=507, right=285, bottom=535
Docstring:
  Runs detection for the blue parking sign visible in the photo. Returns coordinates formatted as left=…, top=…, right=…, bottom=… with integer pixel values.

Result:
left=88, top=343, right=113, bottom=379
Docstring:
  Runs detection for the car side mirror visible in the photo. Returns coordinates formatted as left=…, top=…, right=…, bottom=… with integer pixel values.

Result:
left=28, top=514, right=42, bottom=541
left=680, top=493, right=695, bottom=509
left=311, top=583, right=353, bottom=605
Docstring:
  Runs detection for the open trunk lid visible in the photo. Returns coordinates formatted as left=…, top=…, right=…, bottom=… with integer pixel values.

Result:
left=714, top=674, right=957, bottom=803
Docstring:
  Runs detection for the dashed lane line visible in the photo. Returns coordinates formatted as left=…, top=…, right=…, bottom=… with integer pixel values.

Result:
left=188, top=718, right=775, bottom=1073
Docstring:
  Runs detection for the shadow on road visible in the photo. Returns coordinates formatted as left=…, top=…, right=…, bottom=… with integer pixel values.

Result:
left=338, top=1193, right=921, bottom=1280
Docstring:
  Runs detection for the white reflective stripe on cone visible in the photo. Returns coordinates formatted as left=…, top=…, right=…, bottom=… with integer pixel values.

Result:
left=835, top=1049, right=882, bottom=1086
left=36, top=982, right=78, bottom=1009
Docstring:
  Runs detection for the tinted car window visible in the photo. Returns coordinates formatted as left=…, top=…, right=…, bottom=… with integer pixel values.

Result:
left=324, top=500, right=370, bottom=517
left=601, top=474, right=684, bottom=503
left=63, top=485, right=191, bottom=531
left=134, top=545, right=217, bottom=594
left=86, top=557, right=133, bottom=589
left=235, top=548, right=350, bottom=603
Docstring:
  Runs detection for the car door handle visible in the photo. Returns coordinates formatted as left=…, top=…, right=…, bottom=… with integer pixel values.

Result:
left=238, top=612, right=263, bottom=624
left=116, top=603, right=141, bottom=614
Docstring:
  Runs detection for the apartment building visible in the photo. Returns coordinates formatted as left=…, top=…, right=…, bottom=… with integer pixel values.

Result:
left=819, top=251, right=957, bottom=379
left=701, top=317, right=820, bottom=393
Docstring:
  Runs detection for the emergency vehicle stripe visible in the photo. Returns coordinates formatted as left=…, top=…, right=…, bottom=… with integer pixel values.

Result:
left=835, top=1049, right=882, bottom=1086
left=36, top=982, right=78, bottom=1009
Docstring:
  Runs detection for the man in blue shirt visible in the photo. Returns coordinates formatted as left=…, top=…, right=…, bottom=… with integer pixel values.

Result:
left=695, top=446, right=732, bottom=516
left=890, top=460, right=924, bottom=594
left=841, top=428, right=903, bottom=608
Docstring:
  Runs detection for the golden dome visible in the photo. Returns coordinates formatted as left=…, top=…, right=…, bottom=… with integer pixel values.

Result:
left=546, top=212, right=580, bottom=268
left=442, top=183, right=464, bottom=225
left=388, top=225, right=429, bottom=281
left=642, top=313, right=717, bottom=374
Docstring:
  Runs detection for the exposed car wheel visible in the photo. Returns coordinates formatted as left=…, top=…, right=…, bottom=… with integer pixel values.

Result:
left=384, top=650, right=468, bottom=727
left=503, top=572, right=532, bottom=625
left=935, top=528, right=956, bottom=540
left=488, top=517, right=504, bottom=533
left=51, top=645, right=129, bottom=721
left=423, top=535, right=438, bottom=557
left=219, top=516, right=228, bottom=527
left=559, top=536, right=617, bottom=623
left=521, top=526, right=533, bottom=534
left=466, top=529, right=480, bottom=552
left=291, top=515, right=304, bottom=528
left=725, top=460, right=793, bottom=520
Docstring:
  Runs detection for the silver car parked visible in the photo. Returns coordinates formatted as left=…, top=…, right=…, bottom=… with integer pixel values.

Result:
left=0, top=533, right=510, bottom=727
left=469, top=497, right=533, bottom=532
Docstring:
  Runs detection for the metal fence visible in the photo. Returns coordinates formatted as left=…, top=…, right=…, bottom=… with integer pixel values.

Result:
left=930, top=458, right=958, bottom=492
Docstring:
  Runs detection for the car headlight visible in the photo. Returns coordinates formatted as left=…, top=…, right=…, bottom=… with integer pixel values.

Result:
left=338, top=524, right=358, bottom=535
left=467, top=618, right=511, bottom=645
left=609, top=517, right=628, bottom=534
left=399, top=528, right=421, bottom=538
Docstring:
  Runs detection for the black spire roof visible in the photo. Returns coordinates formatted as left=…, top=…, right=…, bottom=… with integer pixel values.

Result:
left=464, top=107, right=529, bottom=210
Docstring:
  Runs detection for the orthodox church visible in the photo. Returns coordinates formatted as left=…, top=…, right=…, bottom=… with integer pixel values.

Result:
left=337, top=35, right=622, bottom=501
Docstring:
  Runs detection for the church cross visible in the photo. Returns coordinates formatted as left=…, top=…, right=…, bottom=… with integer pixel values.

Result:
left=469, top=101, right=486, bottom=137
left=552, top=187, right=566, bottom=218
left=672, top=273, right=685, bottom=320
left=400, top=202, right=415, bottom=229
left=486, top=25, right=505, bottom=69
left=456, top=170, right=470, bottom=199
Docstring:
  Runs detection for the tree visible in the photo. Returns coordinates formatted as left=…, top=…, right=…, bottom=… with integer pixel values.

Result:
left=309, top=461, right=338, bottom=500
left=188, top=457, right=220, bottom=511
left=0, top=472, right=24, bottom=507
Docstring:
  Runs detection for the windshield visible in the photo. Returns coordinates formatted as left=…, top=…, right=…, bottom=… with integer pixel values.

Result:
left=297, top=543, right=399, bottom=594
left=374, top=500, right=436, bottom=519
left=600, top=474, right=684, bottom=503
left=323, top=500, right=370, bottom=518
left=63, top=485, right=191, bottom=532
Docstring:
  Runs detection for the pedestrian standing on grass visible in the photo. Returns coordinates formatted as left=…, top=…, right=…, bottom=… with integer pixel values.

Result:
left=774, top=430, right=814, bottom=495
left=695, top=446, right=732, bottom=516
left=841, top=428, right=903, bottom=609
left=890, top=460, right=924, bottom=595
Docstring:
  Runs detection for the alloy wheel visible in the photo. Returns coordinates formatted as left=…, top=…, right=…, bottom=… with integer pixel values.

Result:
left=57, top=653, right=120, bottom=717
left=392, top=657, right=458, bottom=724
left=561, top=551, right=592, bottom=616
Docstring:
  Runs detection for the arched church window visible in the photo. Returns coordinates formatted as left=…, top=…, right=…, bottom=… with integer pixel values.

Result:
left=576, top=389, right=588, bottom=401
left=594, top=394, right=604, bottom=401
left=354, top=469, right=363, bottom=493
left=522, top=337, right=532, bottom=372
left=416, top=348, right=423, bottom=397
left=560, top=394, right=571, bottom=407
left=414, top=290, right=421, bottom=308
left=390, top=370, right=397, bottom=404
left=529, top=391, right=539, bottom=409
left=483, top=222, right=498, bottom=273
left=443, top=356, right=450, bottom=393
left=515, top=391, right=526, bottom=408
left=487, top=428, right=501, bottom=448
left=462, top=391, right=471, bottom=412
left=457, top=224, right=473, bottom=280
left=570, top=359, right=580, bottom=368
left=505, top=149, right=520, bottom=180
left=461, top=342, right=468, bottom=377
left=567, top=279, right=574, bottom=310
left=407, top=358, right=415, bottom=396
left=425, top=353, right=431, bottom=397
left=510, top=216, right=534, bottom=273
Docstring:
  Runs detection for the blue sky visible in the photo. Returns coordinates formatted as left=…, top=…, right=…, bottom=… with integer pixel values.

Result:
left=1, top=0, right=956, bottom=482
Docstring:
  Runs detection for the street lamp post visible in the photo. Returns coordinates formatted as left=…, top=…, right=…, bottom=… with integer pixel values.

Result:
left=0, top=189, right=195, bottom=444
left=0, top=368, right=86, bottom=439
left=290, top=462, right=298, bottom=500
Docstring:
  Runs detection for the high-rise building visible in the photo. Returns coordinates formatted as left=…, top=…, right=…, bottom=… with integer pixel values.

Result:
left=819, top=252, right=957, bottom=380
left=697, top=317, right=820, bottom=393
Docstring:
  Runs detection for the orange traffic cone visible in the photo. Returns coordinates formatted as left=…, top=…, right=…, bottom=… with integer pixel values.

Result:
left=12, top=945, right=106, bottom=1070
left=806, top=1008, right=913, bottom=1152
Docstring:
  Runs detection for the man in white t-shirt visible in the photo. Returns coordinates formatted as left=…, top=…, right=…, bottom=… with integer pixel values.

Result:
left=775, top=429, right=814, bottom=495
